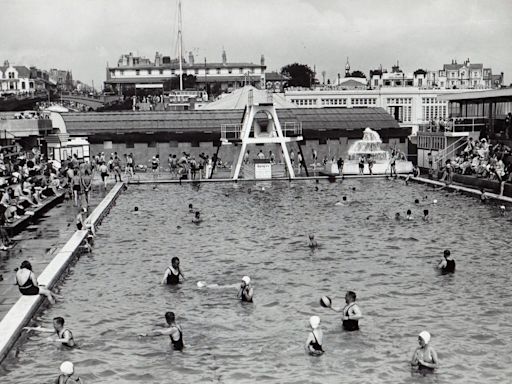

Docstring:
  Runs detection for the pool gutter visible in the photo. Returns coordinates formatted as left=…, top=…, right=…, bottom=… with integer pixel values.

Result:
left=0, top=182, right=125, bottom=364
left=402, top=176, right=512, bottom=204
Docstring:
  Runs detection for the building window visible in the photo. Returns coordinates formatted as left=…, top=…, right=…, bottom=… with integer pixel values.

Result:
left=21, top=82, right=26, bottom=89
left=8, top=72, right=15, bottom=79
left=216, top=68, right=221, bottom=74
left=239, top=68, right=243, bottom=74
left=374, top=79, right=378, bottom=86
left=384, top=80, right=391, bottom=86
left=135, top=70, right=140, bottom=76
left=194, top=69, right=199, bottom=74
left=126, top=142, right=134, bottom=148
left=29, top=82, right=34, bottom=88
left=228, top=69, right=232, bottom=74
left=160, top=69, right=163, bottom=75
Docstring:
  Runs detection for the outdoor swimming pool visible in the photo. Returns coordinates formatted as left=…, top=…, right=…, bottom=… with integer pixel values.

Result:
left=1, top=179, right=511, bottom=384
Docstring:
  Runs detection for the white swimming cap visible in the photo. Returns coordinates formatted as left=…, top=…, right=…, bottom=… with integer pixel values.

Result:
left=242, top=276, right=250, bottom=284
left=433, top=199, right=438, bottom=204
left=60, top=361, right=74, bottom=375
left=309, top=315, right=320, bottom=329
left=418, top=331, right=431, bottom=344
left=500, top=205, right=505, bottom=210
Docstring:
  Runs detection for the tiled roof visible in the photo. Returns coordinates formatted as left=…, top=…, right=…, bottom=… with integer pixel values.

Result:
left=105, top=75, right=262, bottom=84
left=443, top=64, right=463, bottom=71
left=469, top=64, right=483, bottom=69
left=110, top=62, right=263, bottom=71
left=61, top=107, right=400, bottom=136
left=0, top=65, right=31, bottom=78
left=265, top=72, right=289, bottom=81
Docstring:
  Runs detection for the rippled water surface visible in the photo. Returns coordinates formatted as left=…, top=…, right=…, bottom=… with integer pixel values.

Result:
left=1, top=179, right=511, bottom=383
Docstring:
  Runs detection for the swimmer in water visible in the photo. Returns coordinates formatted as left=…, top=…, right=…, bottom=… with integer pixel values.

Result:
left=192, top=211, right=202, bottom=224
left=411, top=331, right=439, bottom=373
left=414, top=199, right=420, bottom=204
left=406, top=209, right=413, bottom=220
left=395, top=212, right=401, bottom=221
left=55, top=361, right=83, bottom=384
left=188, top=203, right=194, bottom=213
left=437, top=249, right=455, bottom=274
left=161, top=257, right=184, bottom=285
left=308, top=234, right=318, bottom=249
left=422, top=209, right=430, bottom=222
left=237, top=276, right=253, bottom=302
left=139, top=311, right=184, bottom=351
left=305, top=315, right=324, bottom=355
left=500, top=205, right=506, bottom=216
left=335, top=196, right=348, bottom=206
left=328, top=291, right=362, bottom=331
left=24, top=316, right=75, bottom=347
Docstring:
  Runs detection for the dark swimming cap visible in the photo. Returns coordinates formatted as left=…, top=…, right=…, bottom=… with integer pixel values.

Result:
left=444, top=249, right=450, bottom=257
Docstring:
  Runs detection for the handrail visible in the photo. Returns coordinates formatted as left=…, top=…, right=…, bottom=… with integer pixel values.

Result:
left=437, top=136, right=467, bottom=164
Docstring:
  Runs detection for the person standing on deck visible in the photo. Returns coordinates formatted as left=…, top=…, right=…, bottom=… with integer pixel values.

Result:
left=80, top=169, right=92, bottom=207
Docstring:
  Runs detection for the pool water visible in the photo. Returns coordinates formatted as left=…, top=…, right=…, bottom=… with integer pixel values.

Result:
left=1, top=179, right=511, bottom=384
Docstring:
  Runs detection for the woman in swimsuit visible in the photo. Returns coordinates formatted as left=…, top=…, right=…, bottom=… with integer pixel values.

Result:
left=55, top=361, right=83, bottom=384
left=305, top=315, right=324, bottom=355
left=15, top=260, right=57, bottom=304
left=411, top=330, right=439, bottom=373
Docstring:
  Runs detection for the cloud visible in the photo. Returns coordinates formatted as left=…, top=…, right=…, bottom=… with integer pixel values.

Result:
left=0, top=0, right=510, bottom=87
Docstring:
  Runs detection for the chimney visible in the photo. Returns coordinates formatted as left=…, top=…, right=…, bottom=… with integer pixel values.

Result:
left=188, top=52, right=194, bottom=65
left=222, top=49, right=227, bottom=65
left=260, top=54, right=265, bottom=66
left=155, top=52, right=161, bottom=66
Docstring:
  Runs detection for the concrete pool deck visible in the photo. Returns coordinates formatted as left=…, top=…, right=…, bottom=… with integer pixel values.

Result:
left=0, top=182, right=125, bottom=364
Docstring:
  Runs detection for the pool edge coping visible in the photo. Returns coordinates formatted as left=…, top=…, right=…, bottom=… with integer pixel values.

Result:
left=0, top=182, right=125, bottom=364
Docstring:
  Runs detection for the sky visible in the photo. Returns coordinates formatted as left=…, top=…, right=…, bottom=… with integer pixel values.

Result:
left=0, top=0, right=511, bottom=89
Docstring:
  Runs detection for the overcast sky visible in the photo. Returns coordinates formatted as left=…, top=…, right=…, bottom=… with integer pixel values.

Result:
left=1, top=0, right=511, bottom=88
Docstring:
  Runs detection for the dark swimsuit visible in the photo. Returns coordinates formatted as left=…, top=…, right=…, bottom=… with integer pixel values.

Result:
left=241, top=288, right=253, bottom=302
left=442, top=259, right=456, bottom=274
left=58, top=328, right=75, bottom=348
left=166, top=267, right=180, bottom=285
left=17, top=272, right=39, bottom=295
left=342, top=303, right=359, bottom=331
left=170, top=326, right=184, bottom=351
left=309, top=332, right=324, bottom=354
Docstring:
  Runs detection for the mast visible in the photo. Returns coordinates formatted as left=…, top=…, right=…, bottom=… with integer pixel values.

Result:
left=178, top=0, right=183, bottom=90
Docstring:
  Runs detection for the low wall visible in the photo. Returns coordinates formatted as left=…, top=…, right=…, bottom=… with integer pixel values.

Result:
left=0, top=182, right=125, bottom=363
left=406, top=176, right=512, bottom=204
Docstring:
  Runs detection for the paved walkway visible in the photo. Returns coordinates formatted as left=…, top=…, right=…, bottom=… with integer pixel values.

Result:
left=0, top=178, right=114, bottom=321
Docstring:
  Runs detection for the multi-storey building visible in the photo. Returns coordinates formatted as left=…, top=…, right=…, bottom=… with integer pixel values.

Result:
left=284, top=87, right=465, bottom=133
left=48, top=69, right=74, bottom=92
left=369, top=59, right=503, bottom=90
left=104, top=50, right=267, bottom=97
left=0, top=61, right=34, bottom=95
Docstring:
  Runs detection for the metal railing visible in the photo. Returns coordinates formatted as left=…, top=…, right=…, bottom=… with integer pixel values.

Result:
left=283, top=122, right=302, bottom=137
left=418, top=116, right=488, bottom=133
left=221, top=123, right=243, bottom=141
left=436, top=136, right=467, bottom=165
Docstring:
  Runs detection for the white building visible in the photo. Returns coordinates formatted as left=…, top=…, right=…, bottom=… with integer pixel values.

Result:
left=105, top=50, right=267, bottom=96
left=0, top=61, right=34, bottom=95
left=284, top=87, right=468, bottom=133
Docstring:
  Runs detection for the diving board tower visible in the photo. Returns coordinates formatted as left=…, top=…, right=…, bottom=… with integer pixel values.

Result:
left=221, top=90, right=303, bottom=180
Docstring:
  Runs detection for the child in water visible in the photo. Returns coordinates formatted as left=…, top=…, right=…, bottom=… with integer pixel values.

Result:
left=308, top=234, right=318, bottom=249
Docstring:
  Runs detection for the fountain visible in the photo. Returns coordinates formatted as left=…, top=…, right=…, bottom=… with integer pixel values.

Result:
left=341, top=127, right=413, bottom=175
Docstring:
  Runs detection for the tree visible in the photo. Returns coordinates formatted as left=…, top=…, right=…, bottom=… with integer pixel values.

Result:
left=280, top=63, right=315, bottom=87
left=350, top=70, right=366, bottom=79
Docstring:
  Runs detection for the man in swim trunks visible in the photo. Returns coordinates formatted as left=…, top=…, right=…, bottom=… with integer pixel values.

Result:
left=192, top=211, right=202, bottom=224
left=24, top=316, right=75, bottom=347
left=437, top=249, right=455, bottom=274
left=99, top=162, right=109, bottom=190
left=329, top=291, right=362, bottom=331
left=139, top=311, right=184, bottom=351
left=161, top=257, right=185, bottom=285
left=238, top=276, right=253, bottom=302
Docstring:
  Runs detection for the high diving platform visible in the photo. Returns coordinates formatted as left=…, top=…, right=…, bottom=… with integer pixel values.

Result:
left=221, top=90, right=303, bottom=180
